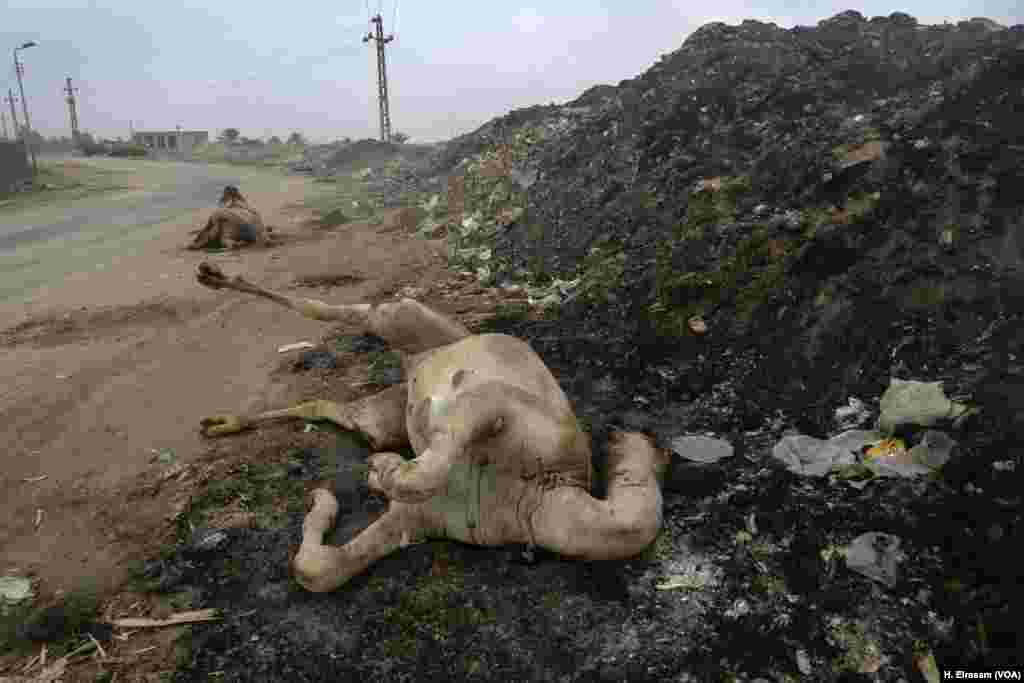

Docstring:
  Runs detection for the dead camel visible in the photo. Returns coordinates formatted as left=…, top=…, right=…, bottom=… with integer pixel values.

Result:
left=194, top=262, right=669, bottom=593
left=187, top=185, right=274, bottom=250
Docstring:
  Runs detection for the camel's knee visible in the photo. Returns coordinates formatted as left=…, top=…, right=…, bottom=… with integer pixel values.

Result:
left=367, top=298, right=469, bottom=352
left=602, top=498, right=662, bottom=557
left=535, top=489, right=662, bottom=561
left=293, top=545, right=343, bottom=593
left=293, top=499, right=427, bottom=593
left=368, top=298, right=420, bottom=334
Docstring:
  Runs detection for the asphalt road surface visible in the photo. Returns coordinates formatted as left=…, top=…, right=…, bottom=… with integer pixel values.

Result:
left=0, top=156, right=295, bottom=304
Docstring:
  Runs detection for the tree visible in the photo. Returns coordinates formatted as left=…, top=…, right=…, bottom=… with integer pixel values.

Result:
left=287, top=131, right=306, bottom=146
left=268, top=135, right=282, bottom=145
left=219, top=128, right=241, bottom=143
left=391, top=131, right=410, bottom=144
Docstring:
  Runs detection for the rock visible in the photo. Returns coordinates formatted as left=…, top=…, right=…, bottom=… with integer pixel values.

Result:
left=669, top=435, right=734, bottom=464
left=845, top=532, right=905, bottom=587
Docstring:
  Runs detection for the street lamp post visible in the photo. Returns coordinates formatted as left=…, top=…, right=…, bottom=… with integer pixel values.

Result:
left=13, top=41, right=38, bottom=174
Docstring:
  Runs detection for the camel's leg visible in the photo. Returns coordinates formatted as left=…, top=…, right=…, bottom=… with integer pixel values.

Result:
left=366, top=388, right=506, bottom=504
left=196, top=262, right=470, bottom=354
left=187, top=218, right=219, bottom=250
left=200, top=383, right=408, bottom=451
left=293, top=488, right=440, bottom=592
left=527, top=432, right=668, bottom=561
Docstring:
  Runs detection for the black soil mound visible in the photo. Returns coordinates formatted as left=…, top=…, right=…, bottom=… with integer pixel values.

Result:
left=164, top=11, right=1020, bottom=682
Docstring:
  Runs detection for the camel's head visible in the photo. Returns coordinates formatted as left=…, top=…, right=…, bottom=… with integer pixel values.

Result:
left=219, top=185, right=246, bottom=206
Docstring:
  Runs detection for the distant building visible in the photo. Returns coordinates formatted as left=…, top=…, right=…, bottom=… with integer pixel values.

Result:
left=132, top=130, right=209, bottom=154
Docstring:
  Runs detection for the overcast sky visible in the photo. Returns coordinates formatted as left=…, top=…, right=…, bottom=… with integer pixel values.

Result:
left=2, top=1, right=1020, bottom=144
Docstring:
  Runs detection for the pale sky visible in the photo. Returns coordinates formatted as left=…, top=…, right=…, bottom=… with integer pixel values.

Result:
left=2, top=1, right=1020, bottom=144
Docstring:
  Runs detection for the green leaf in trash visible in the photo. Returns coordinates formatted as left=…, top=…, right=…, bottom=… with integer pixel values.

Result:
left=877, top=379, right=969, bottom=433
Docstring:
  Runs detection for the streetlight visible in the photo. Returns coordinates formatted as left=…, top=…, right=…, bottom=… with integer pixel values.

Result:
left=13, top=40, right=38, bottom=174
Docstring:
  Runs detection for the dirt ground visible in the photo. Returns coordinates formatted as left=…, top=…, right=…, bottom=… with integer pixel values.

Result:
left=0, top=172, right=473, bottom=677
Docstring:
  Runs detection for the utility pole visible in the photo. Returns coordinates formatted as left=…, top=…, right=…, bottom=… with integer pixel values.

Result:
left=6, top=89, right=19, bottom=142
left=64, top=77, right=80, bottom=146
left=1, top=110, right=8, bottom=140
left=13, top=42, right=38, bottom=173
left=363, top=13, right=394, bottom=143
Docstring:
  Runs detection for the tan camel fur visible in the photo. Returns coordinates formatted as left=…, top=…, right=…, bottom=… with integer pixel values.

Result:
left=194, top=262, right=669, bottom=593
left=188, top=186, right=274, bottom=250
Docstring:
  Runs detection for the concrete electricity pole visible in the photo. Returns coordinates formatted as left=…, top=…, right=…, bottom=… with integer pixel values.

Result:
left=363, top=13, right=394, bottom=143
left=5, top=89, right=19, bottom=141
left=64, top=77, right=80, bottom=145
left=1, top=110, right=8, bottom=140
left=13, top=41, right=38, bottom=173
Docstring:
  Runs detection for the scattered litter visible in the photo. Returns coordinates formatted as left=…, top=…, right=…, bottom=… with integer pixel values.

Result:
left=293, top=349, right=338, bottom=371
left=908, top=430, right=956, bottom=468
left=304, top=423, right=318, bottom=433
left=655, top=574, right=708, bottom=591
left=132, top=646, right=157, bottom=656
left=34, top=509, right=43, bottom=529
left=771, top=433, right=859, bottom=476
left=865, top=437, right=905, bottom=459
left=55, top=375, right=67, bottom=380
left=877, top=378, right=970, bottom=433
left=771, top=428, right=951, bottom=480
left=845, top=532, right=905, bottom=587
left=22, top=475, right=47, bottom=483
left=864, top=430, right=956, bottom=478
left=835, top=397, right=871, bottom=428
left=669, top=436, right=734, bottom=464
left=277, top=341, right=317, bottom=353
left=111, top=608, right=221, bottom=629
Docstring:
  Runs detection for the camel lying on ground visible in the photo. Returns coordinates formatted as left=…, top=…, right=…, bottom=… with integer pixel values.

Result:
left=194, top=262, right=669, bottom=593
left=188, top=186, right=274, bottom=250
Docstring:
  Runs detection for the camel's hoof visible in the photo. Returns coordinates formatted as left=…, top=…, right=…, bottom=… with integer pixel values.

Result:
left=196, top=262, right=228, bottom=289
left=199, top=415, right=245, bottom=437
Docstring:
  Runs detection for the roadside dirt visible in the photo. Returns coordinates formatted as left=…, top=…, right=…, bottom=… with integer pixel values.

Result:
left=0, top=182, right=470, bottom=676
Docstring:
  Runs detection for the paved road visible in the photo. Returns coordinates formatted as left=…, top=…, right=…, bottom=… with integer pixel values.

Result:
left=0, top=157, right=249, bottom=250
left=0, top=157, right=293, bottom=304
